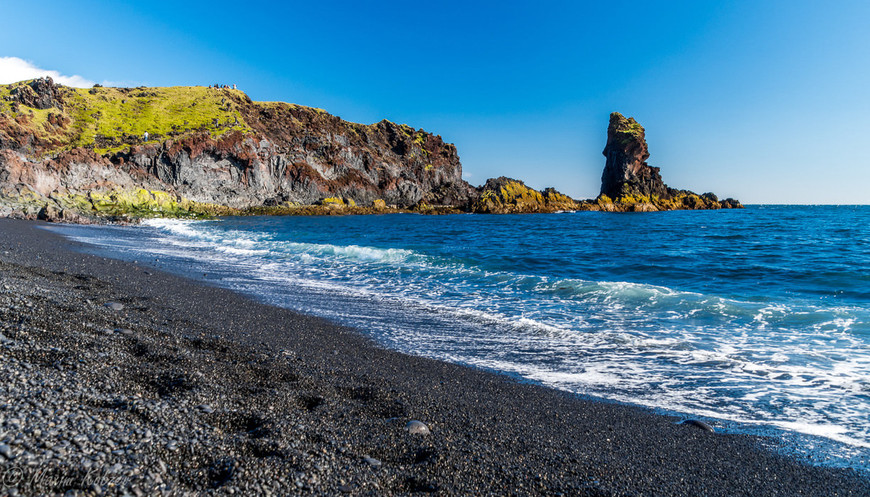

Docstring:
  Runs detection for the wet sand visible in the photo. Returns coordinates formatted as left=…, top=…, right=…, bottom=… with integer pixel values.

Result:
left=0, top=218, right=866, bottom=496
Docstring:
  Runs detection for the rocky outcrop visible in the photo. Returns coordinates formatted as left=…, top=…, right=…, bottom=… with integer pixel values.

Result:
left=9, top=77, right=65, bottom=111
left=598, top=112, right=742, bottom=211
left=600, top=112, right=667, bottom=199
left=471, top=177, right=577, bottom=214
left=112, top=119, right=473, bottom=209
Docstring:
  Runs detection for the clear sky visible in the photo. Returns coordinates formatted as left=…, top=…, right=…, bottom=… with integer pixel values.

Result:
left=1, top=0, right=868, bottom=203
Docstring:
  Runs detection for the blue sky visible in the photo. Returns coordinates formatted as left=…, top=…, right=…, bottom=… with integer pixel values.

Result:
left=2, top=0, right=868, bottom=203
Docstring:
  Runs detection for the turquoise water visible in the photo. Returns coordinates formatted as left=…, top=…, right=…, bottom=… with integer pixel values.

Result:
left=52, top=206, right=870, bottom=468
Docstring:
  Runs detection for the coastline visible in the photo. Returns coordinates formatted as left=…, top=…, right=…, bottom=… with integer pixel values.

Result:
left=0, top=218, right=866, bottom=496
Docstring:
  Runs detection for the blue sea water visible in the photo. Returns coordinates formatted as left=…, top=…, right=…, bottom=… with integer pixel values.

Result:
left=50, top=205, right=870, bottom=469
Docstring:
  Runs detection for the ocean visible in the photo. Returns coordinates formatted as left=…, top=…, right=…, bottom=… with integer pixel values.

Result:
left=49, top=205, right=870, bottom=470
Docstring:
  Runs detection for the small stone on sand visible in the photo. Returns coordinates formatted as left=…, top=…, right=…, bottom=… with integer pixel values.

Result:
left=104, top=302, right=124, bottom=311
left=681, top=419, right=714, bottom=432
left=405, top=420, right=430, bottom=435
left=363, top=456, right=382, bottom=467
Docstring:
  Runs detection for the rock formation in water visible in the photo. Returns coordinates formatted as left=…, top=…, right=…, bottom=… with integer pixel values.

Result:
left=600, top=112, right=667, bottom=200
left=0, top=78, right=740, bottom=222
left=596, top=112, right=742, bottom=211
left=471, top=177, right=577, bottom=214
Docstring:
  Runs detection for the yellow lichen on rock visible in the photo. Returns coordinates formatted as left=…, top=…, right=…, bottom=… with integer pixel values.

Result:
left=472, top=177, right=579, bottom=214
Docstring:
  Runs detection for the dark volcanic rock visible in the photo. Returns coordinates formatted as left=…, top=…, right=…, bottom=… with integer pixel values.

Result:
left=601, top=112, right=668, bottom=199
left=471, top=177, right=578, bottom=214
left=0, top=87, right=478, bottom=216
left=11, top=77, right=63, bottom=110
left=111, top=116, right=476, bottom=209
left=598, top=112, right=743, bottom=211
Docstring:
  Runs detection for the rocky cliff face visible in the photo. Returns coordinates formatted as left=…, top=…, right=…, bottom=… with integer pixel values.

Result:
left=0, top=78, right=478, bottom=220
left=600, top=112, right=668, bottom=199
left=115, top=116, right=474, bottom=209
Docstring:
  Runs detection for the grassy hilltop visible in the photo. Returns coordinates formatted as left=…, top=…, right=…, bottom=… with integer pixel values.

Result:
left=0, top=80, right=421, bottom=158
left=0, top=82, right=261, bottom=155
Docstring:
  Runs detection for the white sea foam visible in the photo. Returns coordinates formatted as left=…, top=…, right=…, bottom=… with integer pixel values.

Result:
left=141, top=218, right=205, bottom=238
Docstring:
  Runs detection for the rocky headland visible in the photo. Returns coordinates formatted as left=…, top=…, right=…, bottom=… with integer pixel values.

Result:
left=0, top=78, right=740, bottom=222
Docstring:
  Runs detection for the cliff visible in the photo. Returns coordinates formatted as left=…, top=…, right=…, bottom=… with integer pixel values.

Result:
left=598, top=112, right=742, bottom=211
left=0, top=78, right=475, bottom=221
left=0, top=78, right=739, bottom=221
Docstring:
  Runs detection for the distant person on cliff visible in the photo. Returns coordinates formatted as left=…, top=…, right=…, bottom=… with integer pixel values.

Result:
left=143, top=131, right=149, bottom=142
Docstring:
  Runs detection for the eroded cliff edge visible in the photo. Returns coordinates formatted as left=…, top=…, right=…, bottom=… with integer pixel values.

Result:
left=0, top=78, right=740, bottom=222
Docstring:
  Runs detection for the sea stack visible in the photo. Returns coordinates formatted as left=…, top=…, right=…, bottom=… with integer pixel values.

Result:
left=596, top=112, right=742, bottom=211
left=600, top=112, right=668, bottom=200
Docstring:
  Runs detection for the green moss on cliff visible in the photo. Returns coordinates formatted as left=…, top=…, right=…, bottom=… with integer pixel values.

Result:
left=52, top=189, right=237, bottom=219
left=1, top=82, right=253, bottom=156
left=72, top=86, right=251, bottom=152
left=609, top=112, right=645, bottom=147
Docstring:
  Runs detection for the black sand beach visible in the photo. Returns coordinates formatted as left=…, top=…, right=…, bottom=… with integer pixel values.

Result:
left=0, top=218, right=867, bottom=496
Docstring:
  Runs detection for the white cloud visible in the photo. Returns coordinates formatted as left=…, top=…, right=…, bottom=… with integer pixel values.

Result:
left=0, top=56, right=95, bottom=88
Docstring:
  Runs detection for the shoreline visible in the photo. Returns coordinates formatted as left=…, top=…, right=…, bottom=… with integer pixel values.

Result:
left=0, top=218, right=867, bottom=495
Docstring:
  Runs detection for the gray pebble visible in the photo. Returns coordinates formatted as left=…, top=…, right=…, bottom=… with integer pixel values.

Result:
left=681, top=419, right=715, bottom=432
left=196, top=404, right=214, bottom=414
left=104, top=302, right=124, bottom=311
left=0, top=443, right=12, bottom=459
left=363, top=455, right=382, bottom=467
left=405, top=420, right=431, bottom=435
